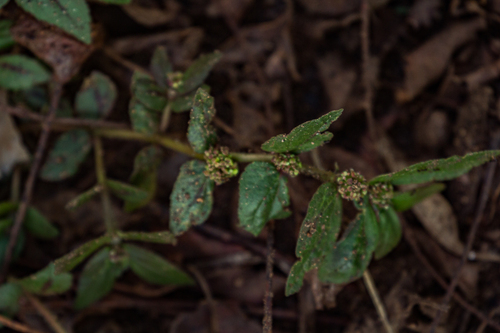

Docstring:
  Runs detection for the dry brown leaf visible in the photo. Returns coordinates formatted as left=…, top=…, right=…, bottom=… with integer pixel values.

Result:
left=122, top=2, right=179, bottom=27
left=396, top=18, right=485, bottom=103
left=170, top=301, right=261, bottom=333
left=0, top=109, right=30, bottom=179
left=10, top=14, right=95, bottom=84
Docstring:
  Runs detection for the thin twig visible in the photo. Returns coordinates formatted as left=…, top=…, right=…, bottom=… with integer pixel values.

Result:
left=26, top=293, right=68, bottom=333
left=0, top=313, right=44, bottom=333
left=402, top=221, right=500, bottom=332
left=363, top=270, right=394, bottom=333
left=93, top=136, right=117, bottom=234
left=187, top=265, right=219, bottom=333
left=429, top=133, right=500, bottom=333
left=361, top=0, right=376, bottom=141
left=1, top=81, right=63, bottom=282
left=263, top=221, right=275, bottom=333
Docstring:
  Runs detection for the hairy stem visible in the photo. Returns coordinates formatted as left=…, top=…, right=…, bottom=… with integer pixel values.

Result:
left=93, top=136, right=117, bottom=234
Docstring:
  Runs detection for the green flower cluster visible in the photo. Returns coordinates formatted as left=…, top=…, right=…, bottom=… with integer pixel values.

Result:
left=272, top=153, right=302, bottom=177
left=368, top=183, right=393, bottom=209
left=204, top=146, right=238, bottom=185
left=337, top=169, right=368, bottom=202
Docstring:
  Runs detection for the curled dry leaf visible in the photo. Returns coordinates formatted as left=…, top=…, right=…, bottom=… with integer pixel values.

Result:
left=10, top=14, right=95, bottom=83
left=396, top=18, right=485, bottom=103
left=122, top=2, right=179, bottom=27
left=0, top=110, right=30, bottom=179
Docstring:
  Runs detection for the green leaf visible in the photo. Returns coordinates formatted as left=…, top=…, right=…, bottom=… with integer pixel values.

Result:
left=374, top=206, right=401, bottom=259
left=124, top=146, right=163, bottom=212
left=261, top=109, right=343, bottom=153
left=24, top=207, right=59, bottom=239
left=0, top=55, right=50, bottom=90
left=269, top=175, right=291, bottom=220
left=176, top=51, right=222, bottom=94
left=40, top=129, right=92, bottom=181
left=285, top=183, right=342, bottom=295
left=369, top=150, right=500, bottom=186
left=75, top=247, right=129, bottom=309
left=117, top=231, right=177, bottom=244
left=106, top=179, right=149, bottom=203
left=150, top=46, right=172, bottom=89
left=75, top=71, right=117, bottom=119
left=123, top=244, right=194, bottom=286
left=0, top=0, right=9, bottom=9
left=17, top=263, right=72, bottom=295
left=169, top=160, right=214, bottom=235
left=318, top=203, right=379, bottom=284
left=391, top=183, right=446, bottom=212
left=0, top=283, right=22, bottom=317
left=0, top=201, right=18, bottom=217
left=129, top=97, right=160, bottom=135
left=65, top=185, right=102, bottom=210
left=53, top=234, right=112, bottom=273
left=0, top=20, right=15, bottom=50
left=15, top=0, right=91, bottom=44
left=187, top=88, right=217, bottom=153
left=171, top=85, right=210, bottom=113
left=238, top=162, right=290, bottom=236
left=133, top=77, right=167, bottom=111
left=0, top=231, right=25, bottom=268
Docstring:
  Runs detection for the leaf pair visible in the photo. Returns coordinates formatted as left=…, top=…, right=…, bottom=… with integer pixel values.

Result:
left=75, top=244, right=193, bottom=309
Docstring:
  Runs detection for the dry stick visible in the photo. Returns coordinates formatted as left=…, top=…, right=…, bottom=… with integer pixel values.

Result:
left=361, top=0, right=376, bottom=141
left=0, top=313, right=44, bottom=333
left=428, top=133, right=500, bottom=333
left=363, top=271, right=394, bottom=333
left=1, top=82, right=63, bottom=282
left=402, top=221, right=500, bottom=332
left=5, top=106, right=127, bottom=130
left=26, top=293, right=68, bottom=333
left=187, top=265, right=219, bottom=333
left=263, top=221, right=275, bottom=333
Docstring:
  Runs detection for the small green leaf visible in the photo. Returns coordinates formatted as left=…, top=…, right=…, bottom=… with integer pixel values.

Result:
left=0, top=20, right=15, bottom=50
left=0, top=55, right=50, bottom=90
left=17, top=263, right=72, bottom=295
left=75, top=247, right=129, bottom=309
left=171, top=85, right=210, bottom=113
left=133, top=77, right=167, bottom=111
left=0, top=283, right=22, bottom=317
left=24, top=207, right=59, bottom=239
left=40, top=129, right=92, bottom=181
left=0, top=201, right=18, bottom=217
left=369, top=150, right=500, bottom=186
left=15, top=0, right=91, bottom=44
left=123, top=244, right=194, bottom=286
left=124, top=146, right=163, bottom=212
left=65, top=185, right=102, bottom=211
left=238, top=162, right=290, bottom=236
left=106, top=179, right=149, bottom=203
left=391, top=183, right=446, bottom=212
left=374, top=206, right=402, bottom=259
left=187, top=88, right=217, bottom=153
left=318, top=203, right=379, bottom=284
left=117, top=231, right=176, bottom=244
left=169, top=160, right=214, bottom=235
left=150, top=46, right=172, bottom=89
left=54, top=234, right=112, bottom=273
left=261, top=109, right=343, bottom=153
left=75, top=71, right=117, bottom=119
left=176, top=51, right=222, bottom=94
left=129, top=97, right=160, bottom=135
left=286, top=183, right=342, bottom=296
